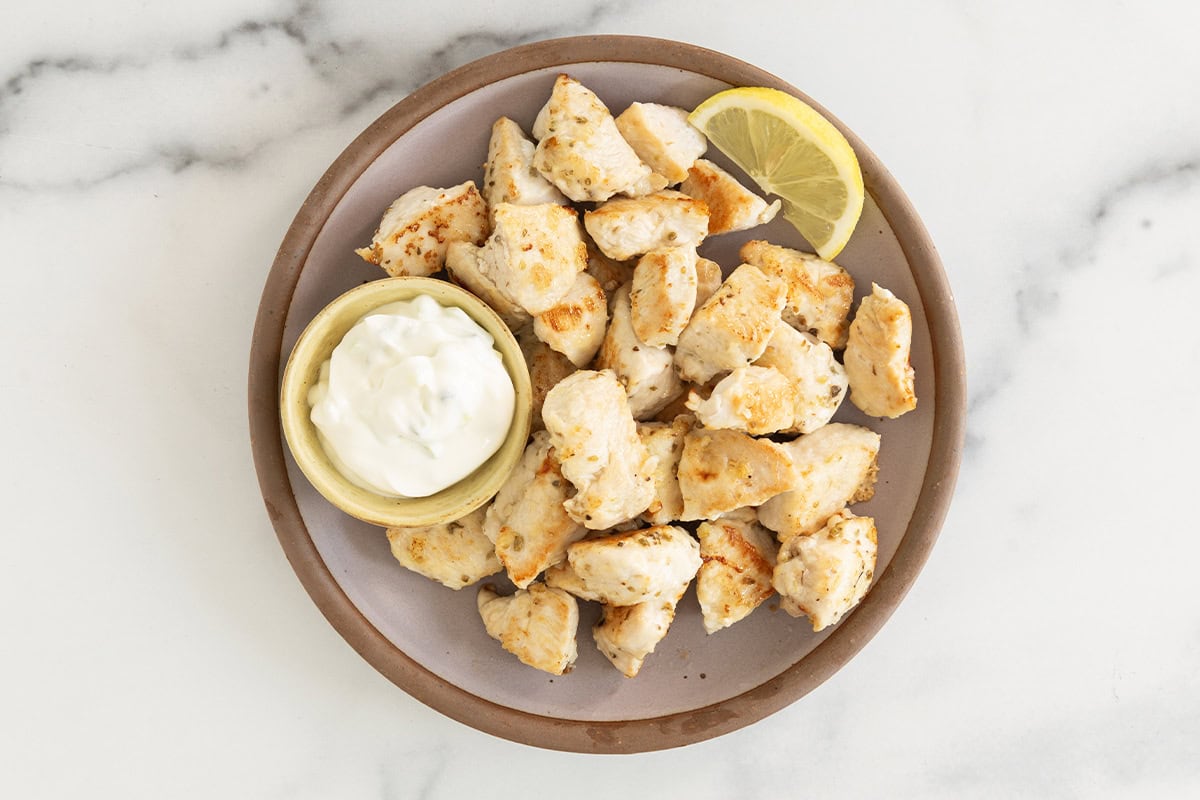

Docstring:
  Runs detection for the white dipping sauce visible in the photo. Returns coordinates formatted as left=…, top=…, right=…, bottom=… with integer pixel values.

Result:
left=308, top=294, right=515, bottom=498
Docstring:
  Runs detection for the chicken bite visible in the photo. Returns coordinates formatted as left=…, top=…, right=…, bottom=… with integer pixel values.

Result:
left=593, top=579, right=689, bottom=677
left=650, top=380, right=704, bottom=424
left=471, top=202, right=588, bottom=315
left=693, top=256, right=723, bottom=312
left=740, top=240, right=855, bottom=349
left=532, top=74, right=665, bottom=202
left=756, top=423, right=881, bottom=540
left=680, top=159, right=780, bottom=235
left=541, top=369, right=658, bottom=529
left=686, top=365, right=798, bottom=435
left=678, top=428, right=795, bottom=521
left=477, top=583, right=579, bottom=675
left=843, top=283, right=917, bottom=418
left=532, top=271, right=608, bottom=367
left=593, top=284, right=684, bottom=420
left=637, top=415, right=692, bottom=525
left=544, top=525, right=701, bottom=606
left=517, top=326, right=576, bottom=433
left=484, top=431, right=587, bottom=588
left=753, top=323, right=848, bottom=434
left=696, top=514, right=777, bottom=633
left=583, top=190, right=709, bottom=262
left=483, top=116, right=568, bottom=220
left=584, top=239, right=635, bottom=295
left=445, top=240, right=530, bottom=329
left=355, top=181, right=488, bottom=277
left=385, top=507, right=501, bottom=590
left=675, top=263, right=787, bottom=384
left=614, top=102, right=707, bottom=185
left=629, top=244, right=698, bottom=347
left=773, top=510, right=877, bottom=632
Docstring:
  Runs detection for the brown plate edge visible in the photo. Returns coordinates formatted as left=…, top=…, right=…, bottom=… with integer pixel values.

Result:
left=247, top=34, right=967, bottom=755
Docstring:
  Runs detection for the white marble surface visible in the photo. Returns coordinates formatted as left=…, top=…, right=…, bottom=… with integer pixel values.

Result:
left=3, top=1, right=1198, bottom=796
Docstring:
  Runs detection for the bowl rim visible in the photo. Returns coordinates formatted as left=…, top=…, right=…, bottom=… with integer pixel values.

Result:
left=248, top=34, right=966, bottom=754
left=278, top=276, right=533, bottom=528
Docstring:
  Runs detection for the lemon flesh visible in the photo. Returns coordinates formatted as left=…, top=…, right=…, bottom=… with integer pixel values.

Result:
left=688, top=87, right=864, bottom=260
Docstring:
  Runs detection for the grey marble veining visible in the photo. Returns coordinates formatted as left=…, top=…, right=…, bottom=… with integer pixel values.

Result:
left=971, top=153, right=1199, bottom=410
left=0, top=0, right=643, bottom=193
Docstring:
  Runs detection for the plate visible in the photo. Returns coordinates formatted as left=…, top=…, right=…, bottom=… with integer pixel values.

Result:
left=248, top=35, right=966, bottom=753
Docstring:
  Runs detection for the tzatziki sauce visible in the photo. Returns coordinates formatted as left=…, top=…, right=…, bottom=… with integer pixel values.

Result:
left=308, top=294, right=515, bottom=498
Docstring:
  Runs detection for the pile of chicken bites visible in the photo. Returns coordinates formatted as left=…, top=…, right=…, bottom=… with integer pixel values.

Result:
left=359, top=75, right=918, bottom=678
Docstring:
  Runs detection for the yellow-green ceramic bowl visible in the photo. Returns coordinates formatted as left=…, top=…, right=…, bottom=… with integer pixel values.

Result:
left=279, top=276, right=532, bottom=528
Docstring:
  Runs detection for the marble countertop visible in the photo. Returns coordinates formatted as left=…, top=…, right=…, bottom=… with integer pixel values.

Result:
left=4, top=1, right=1198, bottom=797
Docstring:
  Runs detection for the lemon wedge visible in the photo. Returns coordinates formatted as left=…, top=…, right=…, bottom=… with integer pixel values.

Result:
left=688, top=87, right=864, bottom=260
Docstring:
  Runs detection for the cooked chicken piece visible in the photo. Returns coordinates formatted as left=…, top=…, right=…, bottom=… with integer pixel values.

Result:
left=614, top=102, right=708, bottom=185
left=696, top=515, right=777, bottom=633
left=680, top=159, right=781, bottom=235
left=720, top=505, right=761, bottom=524
left=843, top=283, right=917, bottom=418
left=593, top=284, right=684, bottom=419
left=477, top=582, right=579, bottom=675
left=629, top=245, right=698, bottom=347
left=517, top=326, right=576, bottom=432
left=445, top=240, right=531, bottom=329
left=541, top=369, right=657, bottom=529
left=693, top=256, right=723, bottom=312
left=544, top=525, right=701, bottom=606
left=541, top=559, right=591, bottom=596
left=355, top=181, right=488, bottom=277
left=650, top=381, right=704, bottom=423
left=753, top=323, right=848, bottom=434
left=532, top=272, right=608, bottom=367
left=740, top=240, right=854, bottom=349
left=468, top=202, right=588, bottom=315
left=482, top=116, right=568, bottom=220
left=773, top=510, right=877, bottom=632
left=686, top=365, right=797, bottom=435
left=675, top=263, right=787, bottom=384
left=637, top=415, right=693, bottom=525
left=757, top=423, right=881, bottom=540
left=594, top=578, right=689, bottom=677
left=483, top=431, right=587, bottom=588
left=678, top=428, right=795, bottom=521
left=584, top=240, right=635, bottom=294
left=385, top=507, right=501, bottom=590
left=532, top=74, right=665, bottom=202
left=583, top=190, right=709, bottom=262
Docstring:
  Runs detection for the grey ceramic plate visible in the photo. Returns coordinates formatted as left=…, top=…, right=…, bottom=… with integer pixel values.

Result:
left=248, top=35, right=966, bottom=753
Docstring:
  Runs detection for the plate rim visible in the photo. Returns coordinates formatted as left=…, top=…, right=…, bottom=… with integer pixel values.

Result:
left=247, top=34, right=966, bottom=754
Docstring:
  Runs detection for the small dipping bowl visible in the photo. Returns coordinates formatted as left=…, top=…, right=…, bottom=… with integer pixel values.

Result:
left=280, top=276, right=532, bottom=528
